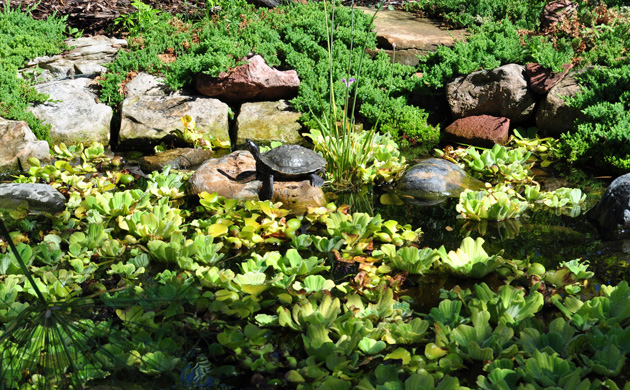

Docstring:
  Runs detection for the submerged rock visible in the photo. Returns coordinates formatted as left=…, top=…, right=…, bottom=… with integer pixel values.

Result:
left=394, top=158, right=484, bottom=206
left=0, top=183, right=66, bottom=213
left=587, top=173, right=630, bottom=239
left=139, top=148, right=213, bottom=173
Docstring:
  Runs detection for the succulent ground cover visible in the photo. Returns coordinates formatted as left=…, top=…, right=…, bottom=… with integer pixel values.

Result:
left=1, top=141, right=628, bottom=389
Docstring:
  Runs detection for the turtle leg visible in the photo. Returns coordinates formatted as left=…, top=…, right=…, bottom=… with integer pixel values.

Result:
left=310, top=172, right=325, bottom=188
left=260, top=174, right=274, bottom=201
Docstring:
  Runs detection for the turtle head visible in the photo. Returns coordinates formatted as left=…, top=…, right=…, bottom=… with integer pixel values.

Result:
left=245, top=139, right=262, bottom=161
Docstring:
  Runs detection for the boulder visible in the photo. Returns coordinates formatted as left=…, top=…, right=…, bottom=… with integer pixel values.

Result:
left=395, top=158, right=484, bottom=206
left=118, top=94, right=230, bottom=148
left=195, top=55, right=300, bottom=101
left=236, top=100, right=303, bottom=145
left=189, top=150, right=262, bottom=201
left=139, top=148, right=214, bottom=173
left=446, top=64, right=537, bottom=123
left=0, top=183, right=66, bottom=213
left=0, top=118, right=50, bottom=175
left=536, top=69, right=586, bottom=136
left=189, top=150, right=326, bottom=212
left=587, top=173, right=630, bottom=239
left=28, top=77, right=112, bottom=145
left=444, top=115, right=510, bottom=147
left=525, top=63, right=573, bottom=94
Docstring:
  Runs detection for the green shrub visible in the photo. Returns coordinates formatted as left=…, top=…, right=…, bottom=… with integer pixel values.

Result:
left=559, top=64, right=630, bottom=171
left=0, top=5, right=68, bottom=141
left=403, top=0, right=547, bottom=29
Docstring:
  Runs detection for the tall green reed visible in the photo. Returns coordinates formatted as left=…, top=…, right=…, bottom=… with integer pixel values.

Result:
left=308, top=0, right=397, bottom=191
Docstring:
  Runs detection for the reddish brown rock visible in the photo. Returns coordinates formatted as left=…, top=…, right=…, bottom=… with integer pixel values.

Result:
left=526, top=63, right=573, bottom=94
left=444, top=115, right=510, bottom=147
left=195, top=55, right=300, bottom=101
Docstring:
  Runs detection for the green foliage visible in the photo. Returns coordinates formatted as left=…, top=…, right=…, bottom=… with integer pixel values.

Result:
left=560, top=64, right=630, bottom=171
left=403, top=0, right=547, bottom=29
left=0, top=5, right=68, bottom=140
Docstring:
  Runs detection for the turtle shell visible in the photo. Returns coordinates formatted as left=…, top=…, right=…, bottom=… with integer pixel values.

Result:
left=260, top=144, right=326, bottom=177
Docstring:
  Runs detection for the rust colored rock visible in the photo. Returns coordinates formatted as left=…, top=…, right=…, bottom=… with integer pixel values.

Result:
left=195, top=55, right=300, bottom=101
left=444, top=115, right=510, bottom=147
left=526, top=63, right=573, bottom=94
left=541, top=0, right=578, bottom=31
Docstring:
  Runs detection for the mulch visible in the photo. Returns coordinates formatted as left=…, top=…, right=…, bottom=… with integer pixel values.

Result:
left=1, top=0, right=401, bottom=37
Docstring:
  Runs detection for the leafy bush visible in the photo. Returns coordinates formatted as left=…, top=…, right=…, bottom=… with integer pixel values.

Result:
left=403, top=0, right=547, bottom=29
left=0, top=5, right=68, bottom=141
left=560, top=64, right=630, bottom=171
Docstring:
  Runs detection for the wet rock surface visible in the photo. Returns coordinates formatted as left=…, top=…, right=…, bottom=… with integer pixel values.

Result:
left=236, top=100, right=303, bottom=146
left=587, top=173, right=630, bottom=239
left=0, top=183, right=67, bottom=213
left=139, top=148, right=214, bottom=173
left=396, top=158, right=484, bottom=206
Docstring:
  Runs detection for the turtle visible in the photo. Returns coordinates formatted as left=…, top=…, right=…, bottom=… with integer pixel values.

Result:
left=246, top=139, right=327, bottom=201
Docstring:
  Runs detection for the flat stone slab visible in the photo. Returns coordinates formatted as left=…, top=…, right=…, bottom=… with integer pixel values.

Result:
left=360, top=7, right=466, bottom=65
left=235, top=100, right=303, bottom=146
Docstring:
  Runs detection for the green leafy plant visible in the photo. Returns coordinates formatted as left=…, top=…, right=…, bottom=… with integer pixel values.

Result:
left=437, top=237, right=504, bottom=278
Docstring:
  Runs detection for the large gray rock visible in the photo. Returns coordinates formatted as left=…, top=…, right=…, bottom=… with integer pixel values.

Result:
left=236, top=100, right=303, bottom=145
left=124, top=72, right=167, bottom=97
left=587, top=173, right=630, bottom=238
left=0, top=183, right=66, bottom=213
left=395, top=158, right=484, bottom=205
left=536, top=69, right=586, bottom=137
left=28, top=77, right=112, bottom=145
left=0, top=118, right=50, bottom=175
left=118, top=94, right=230, bottom=148
left=446, top=64, right=537, bottom=123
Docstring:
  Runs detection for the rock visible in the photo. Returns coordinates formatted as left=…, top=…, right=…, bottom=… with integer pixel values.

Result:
left=360, top=7, right=466, bottom=66
left=587, top=173, right=630, bottom=239
left=446, top=64, right=537, bottom=123
left=124, top=72, right=167, bottom=97
left=139, top=148, right=213, bottom=173
left=22, top=36, right=127, bottom=81
left=541, top=0, right=578, bottom=32
left=0, top=183, right=66, bottom=213
left=189, top=150, right=326, bottom=212
left=189, top=150, right=262, bottom=201
left=118, top=94, right=230, bottom=148
left=271, top=180, right=326, bottom=215
left=0, top=118, right=51, bottom=175
left=444, top=115, right=510, bottom=147
left=395, top=158, right=484, bottom=206
left=195, top=55, right=300, bottom=101
left=536, top=69, right=587, bottom=136
left=525, top=63, right=573, bottom=94
left=28, top=77, right=112, bottom=145
left=236, top=100, right=303, bottom=145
